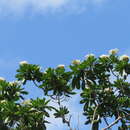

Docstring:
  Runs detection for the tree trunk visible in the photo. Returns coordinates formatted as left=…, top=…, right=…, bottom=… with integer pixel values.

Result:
left=92, top=122, right=99, bottom=130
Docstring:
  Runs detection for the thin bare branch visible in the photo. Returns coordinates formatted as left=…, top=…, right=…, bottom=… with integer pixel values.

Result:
left=103, top=117, right=109, bottom=126
left=102, top=116, right=122, bottom=130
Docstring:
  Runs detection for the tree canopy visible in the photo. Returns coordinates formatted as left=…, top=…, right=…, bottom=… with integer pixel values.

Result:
left=0, top=49, right=130, bottom=130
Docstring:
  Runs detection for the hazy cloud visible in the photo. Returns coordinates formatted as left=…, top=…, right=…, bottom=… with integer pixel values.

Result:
left=0, top=0, right=107, bottom=15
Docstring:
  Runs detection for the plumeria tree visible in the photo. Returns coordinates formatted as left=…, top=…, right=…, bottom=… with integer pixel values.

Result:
left=0, top=49, right=130, bottom=130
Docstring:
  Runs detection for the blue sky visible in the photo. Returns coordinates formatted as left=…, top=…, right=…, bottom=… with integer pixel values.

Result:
left=0, top=0, right=130, bottom=129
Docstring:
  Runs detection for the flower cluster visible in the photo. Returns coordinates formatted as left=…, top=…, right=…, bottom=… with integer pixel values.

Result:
left=100, top=54, right=109, bottom=59
left=0, top=100, right=7, bottom=103
left=19, top=61, right=28, bottom=65
left=57, top=64, right=65, bottom=69
left=22, top=99, right=32, bottom=105
left=72, top=60, right=81, bottom=65
left=85, top=54, right=95, bottom=59
left=109, top=48, right=119, bottom=55
left=119, top=55, right=129, bottom=61
left=0, top=77, right=5, bottom=81
left=9, top=81, right=20, bottom=86
left=104, top=88, right=112, bottom=92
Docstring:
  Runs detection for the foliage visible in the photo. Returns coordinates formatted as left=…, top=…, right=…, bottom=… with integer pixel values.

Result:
left=0, top=49, right=130, bottom=130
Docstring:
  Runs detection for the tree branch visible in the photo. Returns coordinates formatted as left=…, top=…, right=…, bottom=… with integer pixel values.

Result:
left=33, top=80, right=39, bottom=88
left=102, top=116, right=122, bottom=130
left=91, top=105, right=99, bottom=130
left=103, top=117, right=109, bottom=126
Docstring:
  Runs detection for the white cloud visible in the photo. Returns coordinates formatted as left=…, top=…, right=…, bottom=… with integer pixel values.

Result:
left=0, top=0, right=107, bottom=15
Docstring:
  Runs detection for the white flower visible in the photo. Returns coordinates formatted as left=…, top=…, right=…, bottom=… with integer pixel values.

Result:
left=4, top=117, right=9, bottom=124
left=104, top=88, right=112, bottom=92
left=43, top=71, right=47, bottom=74
left=22, top=99, right=32, bottom=105
left=85, top=83, right=90, bottom=89
left=9, top=82, right=13, bottom=86
left=0, top=100, right=7, bottom=103
left=72, top=60, right=81, bottom=65
left=0, top=77, right=5, bottom=81
left=9, top=81, right=20, bottom=86
left=57, top=64, right=65, bottom=69
left=19, top=61, right=28, bottom=65
left=43, top=68, right=49, bottom=74
left=16, top=105, right=20, bottom=108
left=122, top=69, right=127, bottom=77
left=100, top=54, right=109, bottom=59
left=30, top=108, right=36, bottom=111
left=119, top=55, right=129, bottom=61
left=85, top=54, right=95, bottom=59
left=16, top=92, right=20, bottom=96
left=109, top=48, right=119, bottom=55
